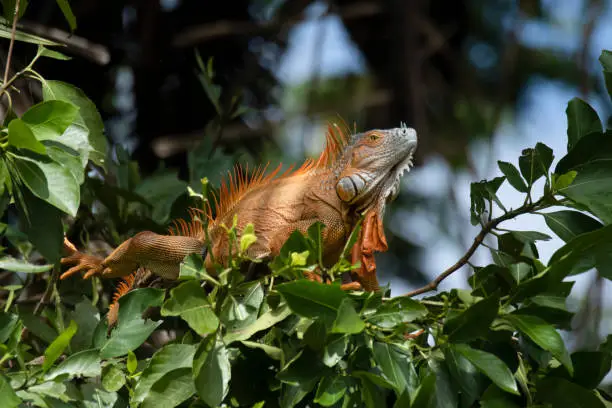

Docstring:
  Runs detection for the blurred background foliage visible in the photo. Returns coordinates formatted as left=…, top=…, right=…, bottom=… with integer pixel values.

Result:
left=2, top=0, right=612, bottom=361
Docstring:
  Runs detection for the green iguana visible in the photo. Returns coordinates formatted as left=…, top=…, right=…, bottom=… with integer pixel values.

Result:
left=61, top=122, right=417, bottom=320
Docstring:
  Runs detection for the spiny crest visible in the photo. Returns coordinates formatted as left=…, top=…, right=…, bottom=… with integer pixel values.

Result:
left=315, top=118, right=353, bottom=169
left=107, top=272, right=137, bottom=325
left=190, top=119, right=355, bottom=224
left=168, top=208, right=205, bottom=238
left=210, top=162, right=289, bottom=222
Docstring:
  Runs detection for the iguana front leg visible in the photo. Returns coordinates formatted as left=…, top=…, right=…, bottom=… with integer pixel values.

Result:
left=61, top=231, right=205, bottom=280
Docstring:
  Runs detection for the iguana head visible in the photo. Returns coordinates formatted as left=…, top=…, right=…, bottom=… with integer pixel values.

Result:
left=335, top=123, right=417, bottom=212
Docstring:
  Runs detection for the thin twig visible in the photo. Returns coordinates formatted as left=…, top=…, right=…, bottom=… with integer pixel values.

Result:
left=2, top=0, right=21, bottom=87
left=404, top=198, right=545, bottom=297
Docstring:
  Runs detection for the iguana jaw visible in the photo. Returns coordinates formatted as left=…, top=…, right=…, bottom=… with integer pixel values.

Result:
left=385, top=150, right=415, bottom=203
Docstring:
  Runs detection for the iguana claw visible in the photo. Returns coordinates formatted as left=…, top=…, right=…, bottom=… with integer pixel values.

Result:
left=60, top=238, right=105, bottom=280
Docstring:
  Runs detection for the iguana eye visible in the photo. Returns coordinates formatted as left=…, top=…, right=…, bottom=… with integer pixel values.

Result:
left=369, top=134, right=379, bottom=141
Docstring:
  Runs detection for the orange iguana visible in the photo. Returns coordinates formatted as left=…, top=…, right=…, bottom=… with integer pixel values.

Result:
left=61, top=122, right=417, bottom=315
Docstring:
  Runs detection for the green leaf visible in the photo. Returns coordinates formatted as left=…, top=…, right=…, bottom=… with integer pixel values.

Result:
left=0, top=16, right=59, bottom=45
left=161, top=280, right=219, bottom=336
left=220, top=281, right=263, bottom=331
left=42, top=80, right=107, bottom=169
left=514, top=224, right=612, bottom=298
left=136, top=170, right=188, bottom=224
left=279, top=348, right=327, bottom=386
left=45, top=144, right=85, bottom=185
left=240, top=340, right=282, bottom=360
left=44, top=349, right=101, bottom=381
left=498, top=161, right=528, bottom=192
left=331, top=298, right=365, bottom=334
left=133, top=344, right=195, bottom=404
left=428, top=359, right=459, bottom=408
left=69, top=298, right=100, bottom=352
left=276, top=280, right=347, bottom=321
left=280, top=382, right=316, bottom=408
left=0, top=375, right=21, bottom=408
left=102, top=365, right=126, bottom=392
left=195, top=52, right=222, bottom=115
left=27, top=381, right=71, bottom=402
left=43, top=319, right=78, bottom=372
left=444, top=294, right=499, bottom=343
left=518, top=143, right=554, bottom=186
left=559, top=164, right=612, bottom=224
left=193, top=335, right=231, bottom=407
left=366, top=296, right=427, bottom=329
left=0, top=257, right=52, bottom=273
left=322, top=334, right=349, bottom=367
left=565, top=351, right=612, bottom=389
left=452, top=344, right=519, bottom=395
left=553, top=171, right=577, bottom=191
left=372, top=342, right=417, bottom=395
left=307, top=221, right=325, bottom=265
left=444, top=346, right=482, bottom=406
left=510, top=230, right=551, bottom=243
left=553, top=131, right=612, bottom=223
left=503, top=314, right=573, bottom=375
left=21, top=100, right=79, bottom=142
left=7, top=118, right=46, bottom=154
left=115, top=287, right=165, bottom=324
left=566, top=97, right=602, bottom=150
left=536, top=377, right=604, bottom=408
left=17, top=188, right=64, bottom=262
left=599, top=50, right=612, bottom=100
left=470, top=177, right=505, bottom=225
left=469, top=265, right=516, bottom=296
left=410, top=371, right=436, bottom=408
left=303, top=321, right=327, bottom=353
left=314, top=376, right=348, bottom=407
left=38, top=45, right=71, bottom=60
left=100, top=288, right=164, bottom=358
left=240, top=223, right=257, bottom=253
left=141, top=368, right=195, bottom=408
left=542, top=210, right=603, bottom=243
left=54, top=0, right=77, bottom=31
left=187, top=135, right=234, bottom=188
left=19, top=310, right=57, bottom=344
left=358, top=372, right=387, bottom=408
left=1, top=0, right=28, bottom=19
left=549, top=223, right=612, bottom=279
left=480, top=385, right=521, bottom=408
left=0, top=313, right=19, bottom=343
left=224, top=304, right=291, bottom=344
left=127, top=350, right=137, bottom=374
left=10, top=150, right=80, bottom=216
left=555, top=131, right=612, bottom=174
left=80, top=383, right=118, bottom=407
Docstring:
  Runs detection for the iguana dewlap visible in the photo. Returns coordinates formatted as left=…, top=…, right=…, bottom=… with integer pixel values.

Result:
left=61, top=123, right=417, bottom=293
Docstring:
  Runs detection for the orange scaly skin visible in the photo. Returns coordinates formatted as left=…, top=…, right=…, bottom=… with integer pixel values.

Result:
left=61, top=123, right=417, bottom=311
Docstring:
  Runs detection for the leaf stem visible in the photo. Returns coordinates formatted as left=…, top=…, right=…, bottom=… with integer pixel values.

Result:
left=403, top=197, right=548, bottom=297
left=2, top=0, right=20, bottom=88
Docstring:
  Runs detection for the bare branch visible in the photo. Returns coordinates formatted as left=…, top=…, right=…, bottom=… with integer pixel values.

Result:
left=404, top=199, right=545, bottom=297
left=19, top=21, right=111, bottom=65
left=172, top=1, right=382, bottom=47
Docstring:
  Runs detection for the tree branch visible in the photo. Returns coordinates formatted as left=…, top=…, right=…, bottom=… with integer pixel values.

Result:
left=404, top=198, right=545, bottom=297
